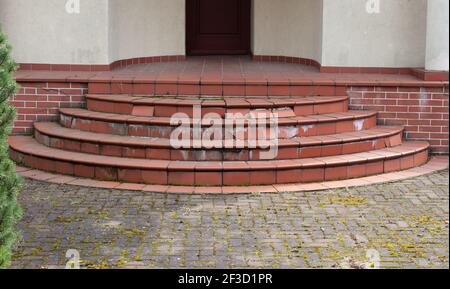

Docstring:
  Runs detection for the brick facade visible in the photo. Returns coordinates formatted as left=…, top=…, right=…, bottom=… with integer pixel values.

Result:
left=11, top=82, right=87, bottom=134
left=349, top=86, right=449, bottom=154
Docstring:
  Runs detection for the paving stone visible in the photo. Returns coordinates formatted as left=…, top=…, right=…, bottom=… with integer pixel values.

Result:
left=11, top=170, right=450, bottom=269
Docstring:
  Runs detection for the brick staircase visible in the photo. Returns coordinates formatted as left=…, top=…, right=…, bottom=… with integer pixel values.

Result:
left=8, top=92, right=430, bottom=188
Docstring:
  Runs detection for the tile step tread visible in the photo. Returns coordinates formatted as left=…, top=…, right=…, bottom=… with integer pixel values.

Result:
left=60, top=108, right=377, bottom=126
left=86, top=94, right=349, bottom=107
left=35, top=121, right=404, bottom=149
left=9, top=136, right=429, bottom=171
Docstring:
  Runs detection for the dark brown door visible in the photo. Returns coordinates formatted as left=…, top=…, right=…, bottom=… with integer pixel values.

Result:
left=186, top=0, right=251, bottom=55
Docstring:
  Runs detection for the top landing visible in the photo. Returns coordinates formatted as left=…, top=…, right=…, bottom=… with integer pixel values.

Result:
left=15, top=56, right=448, bottom=89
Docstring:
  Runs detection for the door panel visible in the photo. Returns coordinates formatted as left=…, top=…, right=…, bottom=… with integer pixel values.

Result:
left=198, top=0, right=239, bottom=34
left=186, top=0, right=251, bottom=55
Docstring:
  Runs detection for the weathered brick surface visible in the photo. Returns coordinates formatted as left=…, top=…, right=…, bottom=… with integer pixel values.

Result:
left=349, top=86, right=449, bottom=154
left=12, top=170, right=449, bottom=269
left=11, top=82, right=87, bottom=134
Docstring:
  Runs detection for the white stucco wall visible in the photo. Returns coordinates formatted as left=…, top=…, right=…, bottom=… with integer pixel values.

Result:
left=108, top=0, right=185, bottom=63
left=425, top=0, right=449, bottom=71
left=252, top=0, right=323, bottom=63
left=321, top=0, right=427, bottom=68
left=0, top=0, right=445, bottom=70
left=0, top=0, right=109, bottom=64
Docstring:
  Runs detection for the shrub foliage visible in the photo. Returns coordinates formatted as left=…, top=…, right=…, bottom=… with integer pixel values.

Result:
left=0, top=28, right=22, bottom=268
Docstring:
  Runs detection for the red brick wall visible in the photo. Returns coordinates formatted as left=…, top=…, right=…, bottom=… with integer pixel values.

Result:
left=11, top=82, right=87, bottom=134
left=349, top=86, right=449, bottom=154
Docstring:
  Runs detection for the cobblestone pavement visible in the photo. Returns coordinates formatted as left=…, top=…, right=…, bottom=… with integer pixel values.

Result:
left=12, top=170, right=449, bottom=269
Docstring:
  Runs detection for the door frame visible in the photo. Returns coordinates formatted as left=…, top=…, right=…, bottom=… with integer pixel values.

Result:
left=186, top=0, right=252, bottom=56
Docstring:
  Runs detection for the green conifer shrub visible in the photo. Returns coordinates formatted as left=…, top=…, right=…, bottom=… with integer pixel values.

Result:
left=0, top=28, right=22, bottom=269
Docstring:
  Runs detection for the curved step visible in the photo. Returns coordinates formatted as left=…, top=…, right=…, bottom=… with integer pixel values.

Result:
left=59, top=108, right=378, bottom=139
left=9, top=136, right=429, bottom=186
left=35, top=122, right=405, bottom=161
left=86, top=94, right=350, bottom=117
